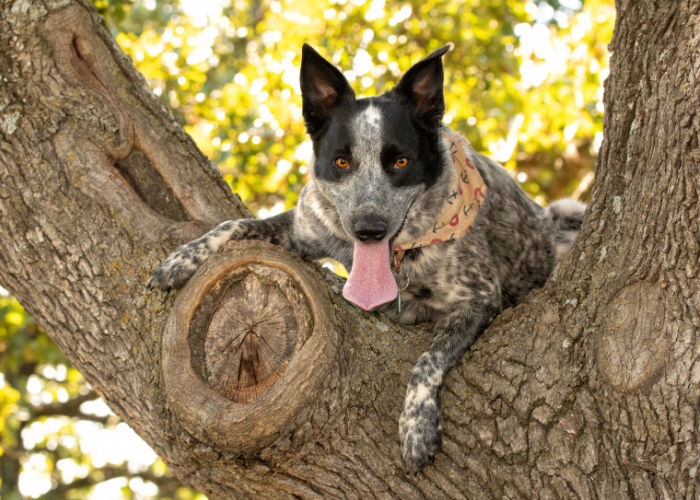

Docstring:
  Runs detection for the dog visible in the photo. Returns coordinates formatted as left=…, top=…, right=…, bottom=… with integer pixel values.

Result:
left=148, top=44, right=586, bottom=473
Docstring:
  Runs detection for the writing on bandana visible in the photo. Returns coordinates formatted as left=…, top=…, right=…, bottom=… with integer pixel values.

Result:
left=393, top=129, right=487, bottom=270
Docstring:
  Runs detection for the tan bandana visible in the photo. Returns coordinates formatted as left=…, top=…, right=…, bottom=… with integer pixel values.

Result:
left=393, top=129, right=487, bottom=269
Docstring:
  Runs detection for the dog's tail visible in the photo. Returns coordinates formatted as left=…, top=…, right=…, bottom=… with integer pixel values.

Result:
left=546, top=199, right=586, bottom=263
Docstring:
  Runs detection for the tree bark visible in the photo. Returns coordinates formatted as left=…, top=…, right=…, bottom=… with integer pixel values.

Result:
left=0, top=0, right=698, bottom=498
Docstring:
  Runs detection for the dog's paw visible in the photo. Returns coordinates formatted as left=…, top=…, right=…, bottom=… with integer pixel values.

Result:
left=147, top=220, right=252, bottom=290
left=399, top=391, right=442, bottom=474
left=147, top=240, right=210, bottom=290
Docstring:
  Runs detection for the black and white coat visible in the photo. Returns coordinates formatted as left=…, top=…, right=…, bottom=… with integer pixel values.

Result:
left=148, top=44, right=585, bottom=473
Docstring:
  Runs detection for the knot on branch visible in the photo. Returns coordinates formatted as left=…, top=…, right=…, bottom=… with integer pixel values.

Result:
left=596, top=281, right=670, bottom=392
left=162, top=241, right=337, bottom=452
left=190, top=263, right=313, bottom=403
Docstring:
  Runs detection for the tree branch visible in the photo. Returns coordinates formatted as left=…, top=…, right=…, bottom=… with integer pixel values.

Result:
left=50, top=465, right=182, bottom=497
left=25, top=391, right=114, bottom=424
left=31, top=391, right=98, bottom=418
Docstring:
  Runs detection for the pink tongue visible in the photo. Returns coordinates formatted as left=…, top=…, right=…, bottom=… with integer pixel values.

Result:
left=343, top=241, right=398, bottom=311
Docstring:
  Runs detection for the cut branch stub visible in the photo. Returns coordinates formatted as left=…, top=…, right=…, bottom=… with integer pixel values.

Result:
left=193, top=263, right=313, bottom=403
left=162, top=240, right=339, bottom=452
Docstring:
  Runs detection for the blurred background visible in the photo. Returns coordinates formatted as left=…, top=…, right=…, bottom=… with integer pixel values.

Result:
left=0, top=0, right=613, bottom=497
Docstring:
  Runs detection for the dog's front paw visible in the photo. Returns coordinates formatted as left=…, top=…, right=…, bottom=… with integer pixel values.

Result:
left=147, top=240, right=210, bottom=290
left=399, top=391, right=442, bottom=474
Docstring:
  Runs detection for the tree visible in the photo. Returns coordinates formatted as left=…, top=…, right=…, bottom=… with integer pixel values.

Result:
left=1, top=2, right=615, bottom=493
left=0, top=0, right=697, bottom=498
left=2, top=0, right=614, bottom=494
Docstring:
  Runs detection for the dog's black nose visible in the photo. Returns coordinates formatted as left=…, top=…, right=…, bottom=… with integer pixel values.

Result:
left=353, top=215, right=388, bottom=241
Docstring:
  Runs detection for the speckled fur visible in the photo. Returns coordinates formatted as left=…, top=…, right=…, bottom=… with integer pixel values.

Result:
left=148, top=45, right=586, bottom=473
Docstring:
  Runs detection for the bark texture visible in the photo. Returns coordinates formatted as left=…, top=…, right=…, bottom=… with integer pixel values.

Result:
left=0, top=0, right=698, bottom=498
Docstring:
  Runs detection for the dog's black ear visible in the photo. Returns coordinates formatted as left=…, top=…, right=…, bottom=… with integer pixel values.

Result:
left=394, top=45, right=451, bottom=125
left=300, top=44, right=355, bottom=135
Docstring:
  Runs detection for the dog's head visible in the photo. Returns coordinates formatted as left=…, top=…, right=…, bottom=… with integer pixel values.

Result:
left=300, top=44, right=453, bottom=247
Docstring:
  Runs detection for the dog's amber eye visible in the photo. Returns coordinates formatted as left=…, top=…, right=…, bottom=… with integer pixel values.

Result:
left=394, top=157, right=409, bottom=169
left=335, top=157, right=349, bottom=169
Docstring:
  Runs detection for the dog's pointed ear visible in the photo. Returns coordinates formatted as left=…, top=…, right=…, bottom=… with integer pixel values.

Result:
left=300, top=44, right=355, bottom=135
left=394, top=44, right=451, bottom=125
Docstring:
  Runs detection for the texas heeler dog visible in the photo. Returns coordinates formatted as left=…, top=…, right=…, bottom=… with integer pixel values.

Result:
left=149, top=44, right=585, bottom=473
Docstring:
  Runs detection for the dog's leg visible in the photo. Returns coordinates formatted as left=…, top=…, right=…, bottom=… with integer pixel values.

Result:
left=399, top=304, right=497, bottom=473
left=148, top=210, right=297, bottom=290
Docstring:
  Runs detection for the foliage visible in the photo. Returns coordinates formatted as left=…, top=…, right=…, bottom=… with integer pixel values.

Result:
left=0, top=294, right=204, bottom=499
left=95, top=0, right=614, bottom=213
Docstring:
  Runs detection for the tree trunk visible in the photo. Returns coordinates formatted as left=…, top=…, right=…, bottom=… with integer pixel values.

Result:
left=0, top=0, right=697, bottom=497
